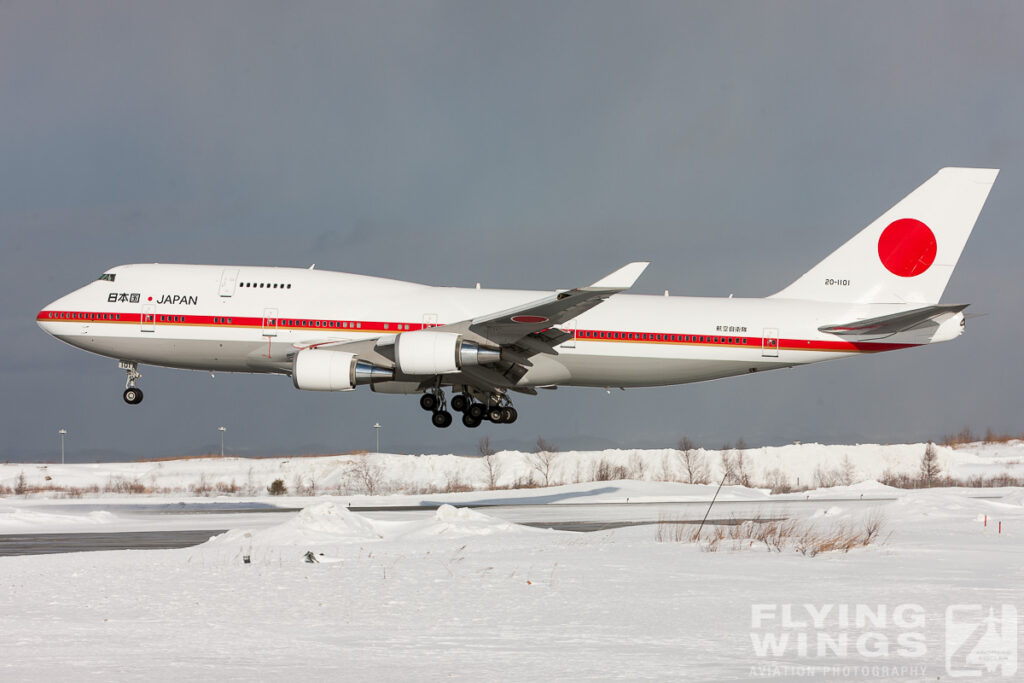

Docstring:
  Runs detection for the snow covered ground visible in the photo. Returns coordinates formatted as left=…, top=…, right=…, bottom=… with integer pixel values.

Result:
left=2, top=444, right=1022, bottom=680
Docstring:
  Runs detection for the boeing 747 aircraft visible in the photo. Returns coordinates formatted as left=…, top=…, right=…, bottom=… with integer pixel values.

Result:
left=37, top=168, right=997, bottom=428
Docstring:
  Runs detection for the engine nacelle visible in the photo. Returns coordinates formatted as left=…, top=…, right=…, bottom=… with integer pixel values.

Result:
left=292, top=349, right=393, bottom=391
left=395, top=331, right=461, bottom=375
left=394, top=330, right=502, bottom=375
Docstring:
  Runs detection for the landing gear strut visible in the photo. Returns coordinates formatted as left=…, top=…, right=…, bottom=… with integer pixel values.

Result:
left=120, top=361, right=143, bottom=405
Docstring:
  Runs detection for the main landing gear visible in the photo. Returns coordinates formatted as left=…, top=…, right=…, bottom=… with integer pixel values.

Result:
left=120, top=360, right=143, bottom=405
left=419, top=388, right=518, bottom=428
left=419, top=389, right=452, bottom=428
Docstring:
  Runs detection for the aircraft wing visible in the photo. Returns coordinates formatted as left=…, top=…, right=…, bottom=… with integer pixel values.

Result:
left=463, top=261, right=649, bottom=345
left=819, top=303, right=968, bottom=336
left=288, top=262, right=649, bottom=392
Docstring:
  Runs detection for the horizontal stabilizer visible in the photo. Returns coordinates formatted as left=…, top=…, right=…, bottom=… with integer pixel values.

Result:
left=819, top=304, right=969, bottom=336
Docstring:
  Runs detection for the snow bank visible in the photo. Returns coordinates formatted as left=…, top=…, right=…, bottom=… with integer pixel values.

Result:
left=0, top=505, right=117, bottom=532
left=3, top=440, right=1023, bottom=501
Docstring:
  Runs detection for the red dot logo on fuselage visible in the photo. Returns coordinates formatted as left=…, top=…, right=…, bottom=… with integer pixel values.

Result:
left=877, top=218, right=937, bottom=277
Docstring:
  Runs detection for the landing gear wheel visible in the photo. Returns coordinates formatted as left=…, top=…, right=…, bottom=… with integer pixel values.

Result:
left=501, top=407, right=516, bottom=424
left=487, top=407, right=504, bottom=423
left=450, top=394, right=469, bottom=413
left=462, top=413, right=481, bottom=428
left=467, top=403, right=486, bottom=420
left=123, top=388, right=143, bottom=405
left=431, top=410, right=453, bottom=428
left=420, top=394, right=439, bottom=412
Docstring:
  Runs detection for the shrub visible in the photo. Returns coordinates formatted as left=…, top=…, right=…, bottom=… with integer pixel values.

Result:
left=267, top=478, right=287, bottom=495
left=592, top=458, right=629, bottom=481
left=104, top=476, right=146, bottom=494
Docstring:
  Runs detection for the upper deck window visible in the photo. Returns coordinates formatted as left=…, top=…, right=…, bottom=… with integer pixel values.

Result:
left=98, top=273, right=116, bottom=282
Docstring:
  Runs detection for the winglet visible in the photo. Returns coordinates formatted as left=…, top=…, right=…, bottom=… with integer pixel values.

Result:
left=587, top=262, right=650, bottom=290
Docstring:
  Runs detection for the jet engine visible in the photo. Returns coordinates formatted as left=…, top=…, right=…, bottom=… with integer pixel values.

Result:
left=394, top=330, right=501, bottom=375
left=292, top=349, right=393, bottom=391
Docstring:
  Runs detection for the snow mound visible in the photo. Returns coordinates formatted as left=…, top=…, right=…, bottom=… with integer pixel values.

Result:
left=998, top=490, right=1024, bottom=507
left=0, top=506, right=116, bottom=531
left=394, top=504, right=540, bottom=539
left=204, top=502, right=382, bottom=550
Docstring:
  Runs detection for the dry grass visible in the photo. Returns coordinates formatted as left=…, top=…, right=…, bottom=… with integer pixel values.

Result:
left=103, top=476, right=147, bottom=494
left=655, top=511, right=887, bottom=557
left=940, top=426, right=1024, bottom=448
left=879, top=469, right=1024, bottom=489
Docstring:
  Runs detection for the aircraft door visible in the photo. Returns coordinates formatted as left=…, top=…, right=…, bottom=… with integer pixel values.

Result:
left=219, top=269, right=239, bottom=297
left=762, top=328, right=779, bottom=357
left=422, top=313, right=439, bottom=329
left=262, top=308, right=279, bottom=337
left=141, top=304, right=156, bottom=332
left=560, top=317, right=578, bottom=349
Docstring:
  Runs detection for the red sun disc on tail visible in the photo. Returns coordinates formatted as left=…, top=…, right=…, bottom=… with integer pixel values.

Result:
left=511, top=315, right=548, bottom=324
left=877, top=218, right=937, bottom=277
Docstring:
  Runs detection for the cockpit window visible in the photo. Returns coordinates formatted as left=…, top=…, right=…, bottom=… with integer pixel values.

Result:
left=98, top=273, right=116, bottom=282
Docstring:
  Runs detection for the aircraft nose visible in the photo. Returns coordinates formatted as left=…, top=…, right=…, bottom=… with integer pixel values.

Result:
left=37, top=293, right=72, bottom=336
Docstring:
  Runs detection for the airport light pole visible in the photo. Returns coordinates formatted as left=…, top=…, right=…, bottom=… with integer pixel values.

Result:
left=218, top=426, right=227, bottom=457
left=58, top=428, right=67, bottom=465
left=373, top=423, right=381, bottom=453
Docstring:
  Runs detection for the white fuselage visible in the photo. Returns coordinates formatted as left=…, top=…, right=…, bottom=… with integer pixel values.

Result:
left=37, top=264, right=937, bottom=391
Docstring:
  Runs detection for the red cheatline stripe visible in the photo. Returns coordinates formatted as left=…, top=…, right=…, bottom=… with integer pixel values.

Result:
left=36, top=310, right=919, bottom=353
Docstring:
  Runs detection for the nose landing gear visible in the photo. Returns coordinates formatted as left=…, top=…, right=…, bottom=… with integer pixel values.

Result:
left=120, top=360, right=143, bottom=405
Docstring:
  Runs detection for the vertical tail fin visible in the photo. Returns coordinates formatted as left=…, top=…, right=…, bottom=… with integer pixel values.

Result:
left=770, top=167, right=998, bottom=304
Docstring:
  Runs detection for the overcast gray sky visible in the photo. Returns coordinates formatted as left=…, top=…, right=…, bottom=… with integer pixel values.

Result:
left=2, top=1, right=1021, bottom=462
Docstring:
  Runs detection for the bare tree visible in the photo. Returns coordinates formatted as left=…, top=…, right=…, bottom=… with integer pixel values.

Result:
left=763, top=468, right=792, bottom=494
left=351, top=456, right=386, bottom=495
left=628, top=451, right=647, bottom=480
left=813, top=464, right=838, bottom=489
left=719, top=444, right=738, bottom=485
left=478, top=436, right=503, bottom=490
left=736, top=452, right=752, bottom=487
left=676, top=436, right=710, bottom=484
left=527, top=437, right=560, bottom=487
left=839, top=455, right=857, bottom=486
left=920, top=442, right=941, bottom=486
